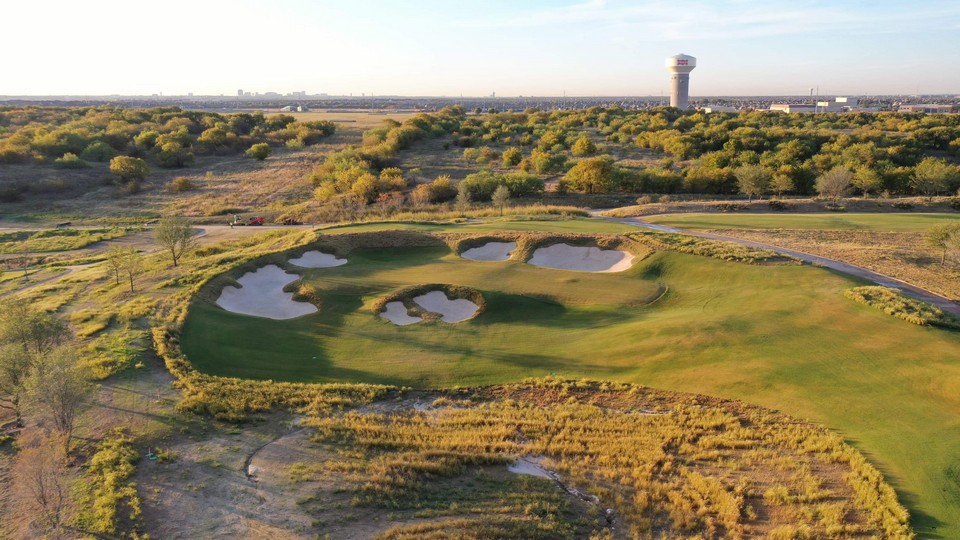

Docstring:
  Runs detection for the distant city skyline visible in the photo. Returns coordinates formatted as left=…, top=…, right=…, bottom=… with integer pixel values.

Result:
left=4, top=0, right=960, bottom=97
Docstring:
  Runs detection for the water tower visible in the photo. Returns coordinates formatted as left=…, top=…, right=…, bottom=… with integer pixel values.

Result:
left=665, top=53, right=697, bottom=109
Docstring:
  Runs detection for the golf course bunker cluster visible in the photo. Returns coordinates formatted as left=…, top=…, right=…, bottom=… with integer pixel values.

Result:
left=289, top=250, right=347, bottom=268
left=377, top=285, right=483, bottom=325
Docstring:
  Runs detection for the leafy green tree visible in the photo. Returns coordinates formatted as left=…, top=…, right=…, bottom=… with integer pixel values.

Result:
left=502, top=147, right=523, bottom=167
left=79, top=141, right=118, bottom=162
left=491, top=184, right=511, bottom=216
left=155, top=142, right=194, bottom=168
left=153, top=216, right=196, bottom=267
left=852, top=166, right=883, bottom=198
left=246, top=143, right=272, bottom=161
left=455, top=181, right=472, bottom=213
left=571, top=134, right=597, bottom=156
left=816, top=166, right=852, bottom=203
left=925, top=223, right=960, bottom=264
left=52, top=153, right=89, bottom=169
left=109, top=156, right=148, bottom=185
left=911, top=157, right=956, bottom=199
left=0, top=343, right=34, bottom=427
left=770, top=174, right=794, bottom=198
left=734, top=164, right=771, bottom=201
left=563, top=156, right=618, bottom=194
left=0, top=298, right=70, bottom=355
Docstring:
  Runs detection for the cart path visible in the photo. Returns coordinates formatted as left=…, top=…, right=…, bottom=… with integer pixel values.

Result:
left=596, top=213, right=960, bottom=318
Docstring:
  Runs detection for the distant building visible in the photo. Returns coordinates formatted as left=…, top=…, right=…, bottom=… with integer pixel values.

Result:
left=700, top=105, right=739, bottom=113
left=898, top=104, right=953, bottom=113
left=237, top=89, right=243, bottom=97
left=279, top=104, right=310, bottom=112
left=771, top=97, right=862, bottom=113
left=770, top=103, right=818, bottom=113
left=665, top=53, right=697, bottom=109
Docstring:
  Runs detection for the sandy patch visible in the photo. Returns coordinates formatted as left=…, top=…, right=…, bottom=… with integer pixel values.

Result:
left=413, top=290, right=480, bottom=323
left=289, top=250, right=347, bottom=268
left=379, top=301, right=422, bottom=325
left=508, top=456, right=552, bottom=479
left=216, top=265, right=318, bottom=320
left=528, top=244, right=634, bottom=273
left=461, top=241, right=517, bottom=261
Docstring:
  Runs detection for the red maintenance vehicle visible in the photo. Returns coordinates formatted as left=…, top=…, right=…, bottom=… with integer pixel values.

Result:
left=231, top=215, right=265, bottom=226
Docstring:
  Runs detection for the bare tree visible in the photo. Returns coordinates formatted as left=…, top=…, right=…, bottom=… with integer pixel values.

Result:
left=455, top=181, right=472, bottom=213
left=105, top=245, right=127, bottom=285
left=13, top=434, right=71, bottom=533
left=27, top=345, right=95, bottom=455
left=153, top=216, right=197, bottom=267
left=491, top=184, right=511, bottom=216
left=0, top=298, right=70, bottom=355
left=121, top=248, right=144, bottom=293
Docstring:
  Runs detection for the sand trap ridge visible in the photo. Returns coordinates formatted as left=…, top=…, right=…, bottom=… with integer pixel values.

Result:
left=461, top=241, right=517, bottom=262
left=379, top=302, right=422, bottom=325
left=413, top=290, right=480, bottom=323
left=216, top=265, right=318, bottom=320
left=528, top=244, right=634, bottom=273
left=289, top=250, right=347, bottom=268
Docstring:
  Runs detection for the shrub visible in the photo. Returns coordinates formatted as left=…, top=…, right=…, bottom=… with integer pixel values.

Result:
left=892, top=202, right=913, bottom=210
left=768, top=200, right=790, bottom=211
left=53, top=152, right=90, bottom=169
left=246, top=143, right=272, bottom=160
left=168, top=177, right=197, bottom=192
left=844, top=286, right=960, bottom=329
left=950, top=198, right=960, bottom=211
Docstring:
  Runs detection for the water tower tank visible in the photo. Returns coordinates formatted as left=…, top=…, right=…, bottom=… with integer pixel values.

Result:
left=665, top=54, right=697, bottom=109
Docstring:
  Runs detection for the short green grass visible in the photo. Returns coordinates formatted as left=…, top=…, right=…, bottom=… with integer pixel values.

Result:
left=180, top=227, right=960, bottom=536
left=645, top=212, right=960, bottom=232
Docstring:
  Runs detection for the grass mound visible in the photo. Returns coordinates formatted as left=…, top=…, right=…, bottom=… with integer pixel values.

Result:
left=629, top=231, right=801, bottom=264
left=844, top=286, right=960, bottom=329
left=372, top=283, right=486, bottom=322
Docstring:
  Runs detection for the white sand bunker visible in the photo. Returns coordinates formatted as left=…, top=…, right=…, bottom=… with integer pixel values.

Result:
left=461, top=241, right=517, bottom=262
left=289, top=250, right=347, bottom=268
left=379, top=302, right=422, bottom=325
left=528, top=243, right=634, bottom=273
left=216, top=265, right=318, bottom=320
left=413, top=290, right=479, bottom=323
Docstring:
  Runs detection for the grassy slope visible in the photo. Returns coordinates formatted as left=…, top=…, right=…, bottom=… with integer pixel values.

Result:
left=645, top=212, right=960, bottom=232
left=180, top=219, right=960, bottom=536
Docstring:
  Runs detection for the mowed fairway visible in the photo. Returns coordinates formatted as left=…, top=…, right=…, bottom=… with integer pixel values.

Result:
left=645, top=212, right=960, bottom=232
left=181, top=223, right=960, bottom=536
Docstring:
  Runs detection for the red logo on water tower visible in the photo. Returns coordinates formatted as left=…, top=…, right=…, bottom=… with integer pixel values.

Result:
left=677, top=59, right=688, bottom=66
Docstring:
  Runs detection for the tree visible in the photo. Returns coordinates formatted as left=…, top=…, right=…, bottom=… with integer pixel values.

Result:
left=0, top=298, right=70, bottom=355
left=563, top=156, right=619, bottom=193
left=455, top=181, right=472, bottom=213
left=491, top=184, right=511, bottom=216
left=105, top=245, right=126, bottom=285
left=925, top=223, right=960, bottom=264
left=571, top=134, right=597, bottom=156
left=246, top=142, right=272, bottom=161
left=852, top=166, right=883, bottom=198
left=502, top=146, right=523, bottom=168
left=153, top=216, right=196, bottom=267
left=911, top=157, right=956, bottom=199
left=121, top=248, right=144, bottom=293
left=734, top=164, right=771, bottom=201
left=770, top=174, right=794, bottom=198
left=108, top=156, right=148, bottom=187
left=0, top=343, right=34, bottom=426
left=815, top=166, right=853, bottom=203
left=27, top=345, right=95, bottom=455
left=12, top=434, right=71, bottom=532
left=410, top=183, right=431, bottom=208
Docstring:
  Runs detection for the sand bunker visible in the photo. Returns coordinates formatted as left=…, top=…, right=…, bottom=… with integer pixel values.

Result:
left=508, top=456, right=553, bottom=479
left=216, top=265, right=318, bottom=320
left=528, top=244, right=634, bottom=273
left=289, top=250, right=347, bottom=268
left=379, top=302, right=422, bottom=325
left=413, top=291, right=479, bottom=323
left=461, top=241, right=517, bottom=262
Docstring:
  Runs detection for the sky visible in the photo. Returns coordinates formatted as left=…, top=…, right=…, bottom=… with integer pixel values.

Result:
left=2, top=0, right=959, bottom=97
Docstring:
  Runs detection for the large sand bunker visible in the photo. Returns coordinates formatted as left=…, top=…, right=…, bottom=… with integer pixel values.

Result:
left=289, top=250, right=347, bottom=268
left=379, top=302, right=422, bottom=325
left=413, top=291, right=480, bottom=323
left=216, top=265, right=318, bottom=320
left=528, top=244, right=634, bottom=273
left=461, top=241, right=517, bottom=261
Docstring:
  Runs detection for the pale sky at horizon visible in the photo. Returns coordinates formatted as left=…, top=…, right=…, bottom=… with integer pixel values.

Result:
left=3, top=0, right=960, bottom=97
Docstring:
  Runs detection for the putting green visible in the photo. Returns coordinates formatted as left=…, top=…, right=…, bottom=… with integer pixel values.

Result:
left=181, top=230, right=960, bottom=536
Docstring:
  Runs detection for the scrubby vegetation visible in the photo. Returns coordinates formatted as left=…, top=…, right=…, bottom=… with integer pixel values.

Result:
left=629, top=231, right=801, bottom=264
left=302, top=378, right=913, bottom=538
left=0, top=227, right=130, bottom=254
left=844, top=286, right=960, bottom=329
